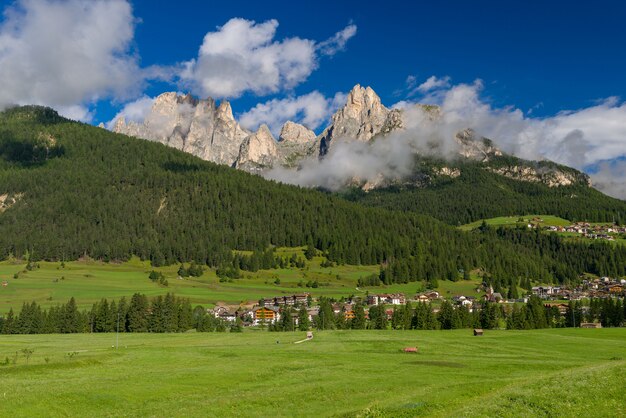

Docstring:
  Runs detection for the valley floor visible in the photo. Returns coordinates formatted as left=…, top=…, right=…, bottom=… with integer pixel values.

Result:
left=0, top=329, right=624, bottom=417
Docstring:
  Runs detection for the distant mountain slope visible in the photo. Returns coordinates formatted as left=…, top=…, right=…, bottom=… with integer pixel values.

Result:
left=340, top=155, right=626, bottom=225
left=0, top=106, right=624, bottom=287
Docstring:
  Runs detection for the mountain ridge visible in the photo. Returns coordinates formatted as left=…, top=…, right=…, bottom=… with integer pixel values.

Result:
left=112, top=85, right=594, bottom=191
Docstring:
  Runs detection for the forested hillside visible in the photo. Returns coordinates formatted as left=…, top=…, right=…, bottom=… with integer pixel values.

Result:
left=340, top=157, right=626, bottom=225
left=0, top=106, right=624, bottom=285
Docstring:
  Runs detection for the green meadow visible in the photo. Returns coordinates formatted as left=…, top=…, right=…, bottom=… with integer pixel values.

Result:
left=459, top=215, right=571, bottom=231
left=0, top=249, right=493, bottom=314
left=459, top=215, right=626, bottom=248
left=0, top=329, right=624, bottom=417
left=0, top=250, right=378, bottom=313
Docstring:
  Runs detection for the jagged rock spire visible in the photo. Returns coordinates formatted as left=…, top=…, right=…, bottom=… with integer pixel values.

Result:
left=318, top=84, right=394, bottom=155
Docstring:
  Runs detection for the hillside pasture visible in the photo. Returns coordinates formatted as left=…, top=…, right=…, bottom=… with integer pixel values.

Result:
left=459, top=215, right=571, bottom=231
left=0, top=252, right=379, bottom=313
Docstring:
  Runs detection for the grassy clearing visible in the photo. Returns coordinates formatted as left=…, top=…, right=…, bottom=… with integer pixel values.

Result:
left=557, top=234, right=626, bottom=248
left=358, top=277, right=483, bottom=298
left=459, top=215, right=571, bottom=231
left=459, top=215, right=626, bottom=248
left=0, top=329, right=624, bottom=417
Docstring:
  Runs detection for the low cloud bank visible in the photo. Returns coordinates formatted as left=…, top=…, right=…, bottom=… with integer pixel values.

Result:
left=265, top=79, right=626, bottom=200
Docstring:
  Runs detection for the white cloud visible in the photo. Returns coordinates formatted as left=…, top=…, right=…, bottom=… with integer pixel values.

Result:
left=415, top=75, right=451, bottom=94
left=0, top=0, right=142, bottom=121
left=405, top=75, right=418, bottom=90
left=105, top=96, right=155, bottom=129
left=432, top=81, right=626, bottom=172
left=399, top=78, right=626, bottom=172
left=178, top=18, right=356, bottom=99
left=590, top=159, right=626, bottom=200
left=266, top=135, right=416, bottom=190
left=267, top=78, right=626, bottom=197
left=239, top=91, right=346, bottom=136
left=317, top=24, right=357, bottom=56
left=56, top=104, right=94, bottom=123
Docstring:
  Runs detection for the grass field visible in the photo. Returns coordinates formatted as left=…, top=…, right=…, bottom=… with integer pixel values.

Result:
left=0, top=250, right=492, bottom=314
left=459, top=215, right=626, bottom=248
left=459, top=215, right=571, bottom=231
left=0, top=329, right=624, bottom=417
left=0, top=254, right=376, bottom=313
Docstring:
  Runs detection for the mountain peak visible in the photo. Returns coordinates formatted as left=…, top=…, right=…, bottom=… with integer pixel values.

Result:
left=235, top=124, right=279, bottom=172
left=318, top=84, right=390, bottom=154
left=279, top=121, right=316, bottom=143
left=217, top=100, right=234, bottom=121
left=344, top=84, right=383, bottom=116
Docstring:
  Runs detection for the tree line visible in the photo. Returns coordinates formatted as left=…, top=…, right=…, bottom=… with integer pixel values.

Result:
left=0, top=294, right=234, bottom=334
left=1, top=294, right=624, bottom=334
left=375, top=225, right=626, bottom=288
left=268, top=297, right=625, bottom=332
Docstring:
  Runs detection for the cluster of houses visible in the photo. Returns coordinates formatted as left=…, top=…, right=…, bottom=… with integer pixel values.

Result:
left=211, top=293, right=314, bottom=326
left=366, top=293, right=406, bottom=305
left=532, top=277, right=626, bottom=301
left=209, top=279, right=625, bottom=326
left=262, top=294, right=309, bottom=307
left=545, top=222, right=625, bottom=242
left=211, top=291, right=454, bottom=326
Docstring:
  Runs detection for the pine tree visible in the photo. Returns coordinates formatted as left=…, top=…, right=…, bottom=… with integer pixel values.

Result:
left=178, top=298, right=193, bottom=331
left=437, top=300, right=459, bottom=330
left=177, top=264, right=189, bottom=277
left=2, top=308, right=15, bottom=334
left=127, top=293, right=149, bottom=332
left=315, top=298, right=335, bottom=330
left=297, top=306, right=310, bottom=331
left=62, top=297, right=79, bottom=333
left=351, top=304, right=366, bottom=329
left=305, top=244, right=316, bottom=261
left=280, top=307, right=295, bottom=331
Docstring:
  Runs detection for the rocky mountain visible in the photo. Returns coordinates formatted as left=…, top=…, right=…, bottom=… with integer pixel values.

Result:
left=114, top=92, right=250, bottom=166
left=4, top=105, right=624, bottom=282
left=318, top=85, right=402, bottom=155
left=234, top=124, right=279, bottom=172
left=113, top=85, right=591, bottom=189
left=278, top=121, right=319, bottom=167
left=114, top=93, right=323, bottom=169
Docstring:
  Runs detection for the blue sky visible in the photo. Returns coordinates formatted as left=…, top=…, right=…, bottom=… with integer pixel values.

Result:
left=1, top=0, right=625, bottom=123
left=0, top=0, right=624, bottom=197
left=123, top=0, right=626, bottom=121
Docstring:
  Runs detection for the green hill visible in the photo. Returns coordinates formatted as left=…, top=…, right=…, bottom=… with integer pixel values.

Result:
left=0, top=106, right=624, bottom=289
left=340, top=156, right=626, bottom=226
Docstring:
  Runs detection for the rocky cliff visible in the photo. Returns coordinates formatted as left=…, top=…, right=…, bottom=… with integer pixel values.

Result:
left=235, top=125, right=280, bottom=172
left=114, top=93, right=250, bottom=167
left=277, top=121, right=319, bottom=167
left=113, top=93, right=321, bottom=169
left=318, top=84, right=401, bottom=155
left=112, top=86, right=591, bottom=189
